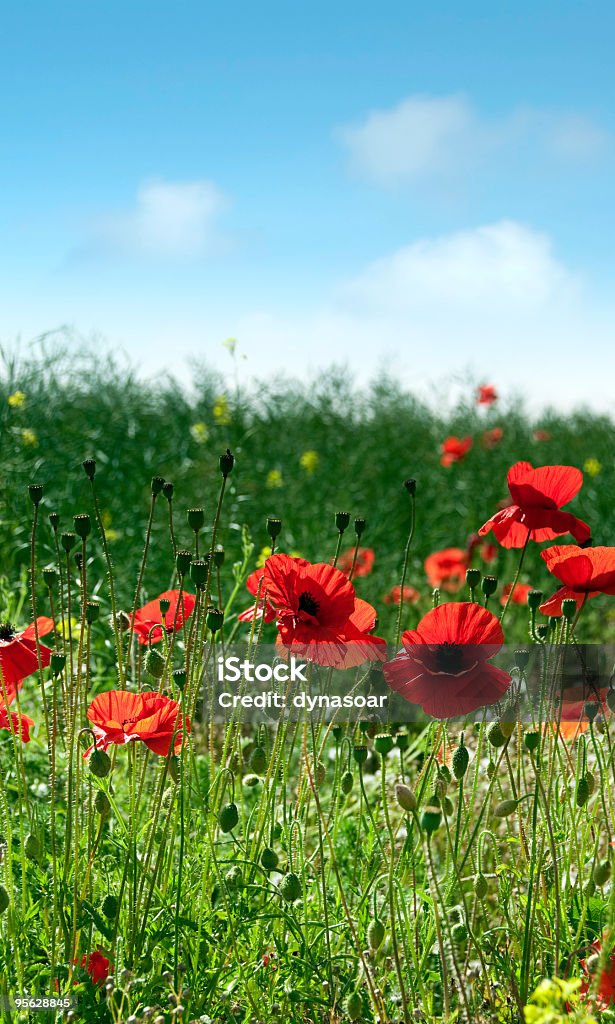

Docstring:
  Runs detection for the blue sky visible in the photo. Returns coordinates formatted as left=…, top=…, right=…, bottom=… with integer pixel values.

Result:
left=2, top=1, right=614, bottom=408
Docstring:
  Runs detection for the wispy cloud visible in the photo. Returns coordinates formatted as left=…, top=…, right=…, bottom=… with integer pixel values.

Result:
left=338, top=93, right=611, bottom=184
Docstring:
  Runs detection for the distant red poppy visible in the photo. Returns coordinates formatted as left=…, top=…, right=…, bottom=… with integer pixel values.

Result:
left=85, top=690, right=189, bottom=757
left=0, top=703, right=34, bottom=742
left=539, top=545, right=615, bottom=616
left=80, top=950, right=111, bottom=986
left=578, top=940, right=615, bottom=1009
left=0, top=618, right=54, bottom=702
left=440, top=436, right=473, bottom=467
left=337, top=547, right=375, bottom=578
left=383, top=584, right=421, bottom=606
left=499, top=582, right=533, bottom=607
left=263, top=554, right=385, bottom=667
left=477, top=384, right=498, bottom=405
left=549, top=690, right=608, bottom=740
left=480, top=542, right=498, bottom=564
left=424, top=548, right=469, bottom=592
left=482, top=427, right=503, bottom=448
left=131, top=590, right=195, bottom=644
left=533, top=429, right=551, bottom=442
left=478, top=462, right=591, bottom=548
left=383, top=602, right=511, bottom=718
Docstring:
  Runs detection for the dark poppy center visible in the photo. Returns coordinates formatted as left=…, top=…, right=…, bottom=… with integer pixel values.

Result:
left=436, top=643, right=464, bottom=674
left=0, top=622, right=16, bottom=641
left=298, top=591, right=320, bottom=617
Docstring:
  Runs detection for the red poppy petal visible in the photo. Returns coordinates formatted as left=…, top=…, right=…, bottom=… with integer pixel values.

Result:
left=413, top=602, right=504, bottom=648
left=20, top=617, right=56, bottom=640
left=507, top=462, right=583, bottom=509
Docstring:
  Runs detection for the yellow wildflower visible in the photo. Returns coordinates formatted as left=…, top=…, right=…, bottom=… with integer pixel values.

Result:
left=190, top=422, right=209, bottom=444
left=56, top=617, right=79, bottom=638
left=584, top=457, right=601, bottom=478
left=21, top=428, right=38, bottom=447
left=256, top=546, right=272, bottom=568
left=8, top=390, right=26, bottom=408
left=266, top=469, right=283, bottom=489
left=222, top=337, right=238, bottom=356
left=300, top=450, right=319, bottom=474
left=213, top=395, right=231, bottom=426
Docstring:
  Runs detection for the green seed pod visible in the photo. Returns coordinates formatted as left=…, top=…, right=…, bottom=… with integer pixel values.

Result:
left=85, top=601, right=100, bottom=624
left=354, top=516, right=366, bottom=538
left=0, top=886, right=9, bottom=914
left=146, top=648, right=165, bottom=679
left=213, top=545, right=225, bottom=567
left=487, top=722, right=507, bottom=748
left=395, top=783, right=417, bottom=813
left=452, top=741, right=469, bottom=780
left=74, top=513, right=91, bottom=539
left=374, top=734, right=394, bottom=756
left=335, top=511, right=350, bottom=533
left=561, top=598, right=577, bottom=622
left=94, top=791, right=111, bottom=816
left=345, top=990, right=363, bottom=1021
left=279, top=872, right=302, bottom=902
left=219, top=448, right=235, bottom=478
left=576, top=776, right=591, bottom=808
left=481, top=575, right=498, bottom=597
left=524, top=732, right=540, bottom=752
left=206, top=607, right=224, bottom=633
left=28, top=483, right=43, bottom=506
left=190, top=558, right=209, bottom=589
left=176, top=549, right=192, bottom=576
left=267, top=517, right=282, bottom=540
left=352, top=745, right=368, bottom=765
left=474, top=873, right=489, bottom=899
left=367, top=918, right=385, bottom=950
left=527, top=589, right=543, bottom=611
left=341, top=770, right=354, bottom=795
left=607, top=689, right=615, bottom=713
left=466, top=568, right=481, bottom=590
left=225, top=865, right=244, bottom=890
left=82, top=458, right=96, bottom=480
left=89, top=749, right=112, bottom=779
left=250, top=746, right=267, bottom=773
left=61, top=531, right=77, bottom=553
left=50, top=652, right=66, bottom=676
left=151, top=476, right=165, bottom=496
left=261, top=847, right=279, bottom=871
left=25, top=833, right=42, bottom=861
left=420, top=805, right=442, bottom=834
left=218, top=802, right=239, bottom=834
left=395, top=731, right=409, bottom=751
left=451, top=922, right=468, bottom=944
left=42, top=565, right=58, bottom=589
left=162, top=481, right=174, bottom=501
left=187, top=507, right=205, bottom=532
left=593, top=860, right=611, bottom=886
left=514, top=650, right=530, bottom=671
left=494, top=799, right=518, bottom=818
left=101, top=894, right=119, bottom=919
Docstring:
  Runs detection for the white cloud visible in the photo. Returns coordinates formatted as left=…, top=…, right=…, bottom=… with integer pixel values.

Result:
left=338, top=94, right=610, bottom=184
left=85, top=178, right=228, bottom=259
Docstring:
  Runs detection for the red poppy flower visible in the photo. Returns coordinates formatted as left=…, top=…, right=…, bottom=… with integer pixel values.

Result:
left=499, top=582, right=533, bottom=607
left=0, top=703, right=34, bottom=743
left=480, top=542, right=498, bottom=564
left=477, top=384, right=498, bottom=405
left=440, top=436, right=472, bottom=467
left=478, top=462, right=591, bottom=548
left=482, top=427, right=503, bottom=448
left=533, top=429, right=551, bottom=442
left=383, top=602, right=511, bottom=718
left=263, top=554, right=385, bottom=667
left=548, top=689, right=609, bottom=741
left=337, top=547, right=375, bottom=578
left=539, top=545, right=615, bottom=616
left=131, top=590, right=195, bottom=645
left=238, top=567, right=277, bottom=624
left=80, top=950, right=111, bottom=986
left=382, top=584, right=421, bottom=606
left=578, top=940, right=615, bottom=1009
left=424, top=548, right=469, bottom=592
left=0, top=618, right=54, bottom=702
left=85, top=690, right=190, bottom=757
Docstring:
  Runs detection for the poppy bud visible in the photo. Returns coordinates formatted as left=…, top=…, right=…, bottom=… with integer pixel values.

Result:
left=352, top=745, right=368, bottom=765
left=420, top=805, right=442, bottom=834
left=146, top=649, right=165, bottom=679
left=115, top=610, right=131, bottom=632
left=345, top=990, right=363, bottom=1021
left=562, top=598, right=577, bottom=622
left=50, top=652, right=66, bottom=675
left=86, top=601, right=100, bottom=624
left=0, top=886, right=9, bottom=914
left=82, top=458, right=96, bottom=480
left=354, top=516, right=366, bottom=538
left=190, top=559, right=209, bottom=590
left=528, top=590, right=543, bottom=611
left=225, top=865, right=243, bottom=889
left=159, top=598, right=171, bottom=617
left=576, top=776, right=591, bottom=807
left=341, top=770, right=354, bottom=795
left=162, top=481, right=174, bottom=501
left=213, top=545, right=225, bottom=567
left=367, top=919, right=385, bottom=950
left=466, top=568, right=481, bottom=590
left=250, top=747, right=267, bottom=773
left=593, top=860, right=611, bottom=886
left=451, top=922, right=467, bottom=944
left=403, top=478, right=416, bottom=496
left=95, top=791, right=111, bottom=816
left=176, top=550, right=192, bottom=576
left=173, top=668, right=186, bottom=691
left=102, top=894, right=118, bottom=919
left=395, top=732, right=409, bottom=751
left=487, top=760, right=496, bottom=779
left=74, top=513, right=91, bottom=539
left=395, top=783, right=417, bottom=813
left=207, top=607, right=224, bottom=633
left=332, top=725, right=344, bottom=741
left=313, top=760, right=326, bottom=787
left=25, top=833, right=42, bottom=861
left=219, top=448, right=235, bottom=478
left=452, top=740, right=469, bottom=780
left=261, top=847, right=279, bottom=871
left=61, top=532, right=77, bottom=553
left=48, top=512, right=60, bottom=531
left=438, top=764, right=452, bottom=785
left=494, top=799, right=518, bottom=818
left=42, top=566, right=58, bottom=588
left=279, top=872, right=302, bottom=902
left=474, top=873, right=488, bottom=900
left=374, top=734, right=394, bottom=756
left=441, top=796, right=454, bottom=816
left=218, top=802, right=239, bottom=833
left=607, top=688, right=615, bottom=713
left=335, top=511, right=350, bottom=534
left=524, top=732, right=540, bottom=752
left=89, top=749, right=112, bottom=778
left=481, top=576, right=498, bottom=598
left=487, top=723, right=507, bottom=748
left=515, top=650, right=530, bottom=671
left=151, top=476, right=165, bottom=496
left=187, top=508, right=205, bottom=533
left=28, top=483, right=43, bottom=506
left=168, top=756, right=180, bottom=784
left=267, top=517, right=282, bottom=540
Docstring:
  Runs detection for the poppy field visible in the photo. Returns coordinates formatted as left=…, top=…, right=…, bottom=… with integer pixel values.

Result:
left=3, top=346, right=615, bottom=1024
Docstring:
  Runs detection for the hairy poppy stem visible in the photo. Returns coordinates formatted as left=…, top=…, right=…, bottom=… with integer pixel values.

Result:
left=395, top=489, right=416, bottom=647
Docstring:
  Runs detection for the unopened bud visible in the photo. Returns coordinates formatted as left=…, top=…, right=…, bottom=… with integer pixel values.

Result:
left=395, top=783, right=417, bottom=813
left=219, top=448, right=235, bottom=478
